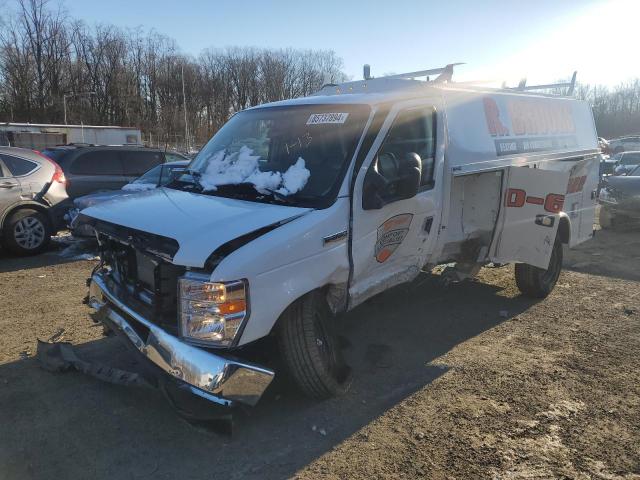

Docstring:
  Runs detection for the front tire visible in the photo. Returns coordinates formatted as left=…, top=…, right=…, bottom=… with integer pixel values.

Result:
left=515, top=238, right=563, bottom=298
left=3, top=209, right=51, bottom=255
left=278, top=292, right=352, bottom=399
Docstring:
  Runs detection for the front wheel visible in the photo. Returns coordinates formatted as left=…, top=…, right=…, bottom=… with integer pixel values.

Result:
left=277, top=292, right=352, bottom=399
left=515, top=239, right=563, bottom=298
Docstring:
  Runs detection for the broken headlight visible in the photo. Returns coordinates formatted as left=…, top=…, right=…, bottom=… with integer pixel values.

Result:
left=178, top=274, right=248, bottom=347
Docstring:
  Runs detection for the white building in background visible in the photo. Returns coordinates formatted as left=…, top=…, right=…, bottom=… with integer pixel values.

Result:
left=0, top=123, right=142, bottom=149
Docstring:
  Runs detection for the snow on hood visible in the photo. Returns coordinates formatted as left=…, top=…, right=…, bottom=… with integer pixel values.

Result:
left=121, top=182, right=157, bottom=192
left=80, top=187, right=311, bottom=268
left=199, top=146, right=310, bottom=195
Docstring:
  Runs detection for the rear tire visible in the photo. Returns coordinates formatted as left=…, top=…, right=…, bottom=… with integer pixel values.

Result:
left=277, top=292, right=352, bottom=399
left=2, top=209, right=51, bottom=255
left=515, top=238, right=563, bottom=298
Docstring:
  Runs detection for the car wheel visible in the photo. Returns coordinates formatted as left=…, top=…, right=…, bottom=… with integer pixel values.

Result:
left=515, top=238, right=563, bottom=299
left=278, top=292, right=352, bottom=399
left=3, top=209, right=51, bottom=255
left=599, top=207, right=613, bottom=229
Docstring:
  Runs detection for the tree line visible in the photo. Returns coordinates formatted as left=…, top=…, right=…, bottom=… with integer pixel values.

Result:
left=575, top=80, right=640, bottom=139
left=0, top=0, right=345, bottom=149
left=0, top=0, right=638, bottom=151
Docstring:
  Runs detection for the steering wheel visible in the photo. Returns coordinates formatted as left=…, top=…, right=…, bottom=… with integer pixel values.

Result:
left=376, top=151, right=399, bottom=181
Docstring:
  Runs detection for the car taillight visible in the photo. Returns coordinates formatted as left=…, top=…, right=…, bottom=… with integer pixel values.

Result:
left=52, top=164, right=66, bottom=184
left=33, top=150, right=66, bottom=185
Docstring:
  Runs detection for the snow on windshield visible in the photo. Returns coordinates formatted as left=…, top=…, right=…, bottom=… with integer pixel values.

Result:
left=199, top=145, right=310, bottom=195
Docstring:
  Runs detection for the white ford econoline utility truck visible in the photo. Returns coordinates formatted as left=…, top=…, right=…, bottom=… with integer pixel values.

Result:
left=83, top=65, right=599, bottom=408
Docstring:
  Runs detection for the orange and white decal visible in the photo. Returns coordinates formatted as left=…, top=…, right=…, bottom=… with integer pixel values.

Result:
left=374, top=214, right=413, bottom=263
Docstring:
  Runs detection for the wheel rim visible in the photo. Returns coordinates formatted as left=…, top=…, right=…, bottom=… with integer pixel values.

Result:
left=13, top=216, right=46, bottom=250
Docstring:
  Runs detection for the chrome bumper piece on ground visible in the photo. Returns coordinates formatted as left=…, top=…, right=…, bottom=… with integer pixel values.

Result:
left=88, top=273, right=274, bottom=407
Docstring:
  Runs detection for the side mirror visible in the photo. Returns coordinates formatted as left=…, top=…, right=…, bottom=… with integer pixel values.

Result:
left=363, top=152, right=422, bottom=210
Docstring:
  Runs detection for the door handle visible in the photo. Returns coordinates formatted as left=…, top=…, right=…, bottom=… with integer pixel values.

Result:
left=0, top=182, right=17, bottom=189
left=423, top=216, right=434, bottom=234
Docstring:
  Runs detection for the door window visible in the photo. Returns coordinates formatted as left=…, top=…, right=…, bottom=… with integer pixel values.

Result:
left=69, top=151, right=124, bottom=175
left=120, top=151, right=163, bottom=176
left=375, top=107, right=436, bottom=189
left=0, top=154, right=38, bottom=176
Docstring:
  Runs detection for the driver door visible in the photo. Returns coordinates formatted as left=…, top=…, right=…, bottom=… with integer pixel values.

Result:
left=349, top=102, right=441, bottom=308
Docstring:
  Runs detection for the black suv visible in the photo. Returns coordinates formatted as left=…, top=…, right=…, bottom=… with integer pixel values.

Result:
left=41, top=146, right=185, bottom=198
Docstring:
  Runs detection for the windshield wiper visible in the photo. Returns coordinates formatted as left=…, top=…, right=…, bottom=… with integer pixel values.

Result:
left=165, top=169, right=203, bottom=192
left=261, top=187, right=298, bottom=205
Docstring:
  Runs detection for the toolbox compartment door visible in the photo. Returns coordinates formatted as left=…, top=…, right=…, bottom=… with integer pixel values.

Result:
left=490, top=166, right=569, bottom=269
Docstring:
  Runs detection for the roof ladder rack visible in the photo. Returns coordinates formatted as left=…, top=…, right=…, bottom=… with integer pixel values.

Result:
left=363, top=63, right=465, bottom=83
left=511, top=71, right=577, bottom=95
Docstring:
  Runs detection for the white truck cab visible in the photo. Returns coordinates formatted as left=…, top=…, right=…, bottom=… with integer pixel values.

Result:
left=84, top=65, right=599, bottom=407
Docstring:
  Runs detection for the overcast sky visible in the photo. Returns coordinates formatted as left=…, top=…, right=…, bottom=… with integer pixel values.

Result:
left=60, top=0, right=636, bottom=87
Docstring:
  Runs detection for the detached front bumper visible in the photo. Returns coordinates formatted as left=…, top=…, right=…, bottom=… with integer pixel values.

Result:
left=48, top=198, right=74, bottom=232
left=88, top=273, right=274, bottom=407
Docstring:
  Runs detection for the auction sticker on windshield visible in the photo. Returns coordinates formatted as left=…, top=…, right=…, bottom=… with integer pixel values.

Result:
left=306, top=112, right=349, bottom=125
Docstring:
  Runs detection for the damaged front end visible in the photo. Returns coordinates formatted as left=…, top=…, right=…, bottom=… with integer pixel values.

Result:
left=84, top=221, right=274, bottom=409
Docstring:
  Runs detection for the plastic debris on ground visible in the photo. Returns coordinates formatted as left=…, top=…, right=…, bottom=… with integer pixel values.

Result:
left=36, top=340, right=151, bottom=388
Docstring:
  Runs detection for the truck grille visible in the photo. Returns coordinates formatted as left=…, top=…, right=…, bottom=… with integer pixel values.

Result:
left=97, top=232, right=185, bottom=334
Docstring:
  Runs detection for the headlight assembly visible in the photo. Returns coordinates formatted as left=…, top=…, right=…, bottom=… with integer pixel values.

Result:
left=178, top=273, right=248, bottom=347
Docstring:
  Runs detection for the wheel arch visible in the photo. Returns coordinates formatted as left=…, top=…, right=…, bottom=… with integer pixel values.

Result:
left=266, top=283, right=342, bottom=337
left=1, top=201, right=52, bottom=230
left=557, top=212, right=571, bottom=245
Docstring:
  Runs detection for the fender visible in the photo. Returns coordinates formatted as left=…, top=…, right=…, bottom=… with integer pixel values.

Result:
left=211, top=200, right=351, bottom=346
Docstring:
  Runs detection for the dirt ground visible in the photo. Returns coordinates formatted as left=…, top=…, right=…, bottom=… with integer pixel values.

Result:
left=0, top=225, right=639, bottom=479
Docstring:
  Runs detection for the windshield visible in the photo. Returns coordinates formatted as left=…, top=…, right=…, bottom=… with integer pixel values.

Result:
left=187, top=104, right=370, bottom=206
left=122, top=163, right=188, bottom=192
left=165, top=152, right=189, bottom=162
left=132, top=164, right=164, bottom=186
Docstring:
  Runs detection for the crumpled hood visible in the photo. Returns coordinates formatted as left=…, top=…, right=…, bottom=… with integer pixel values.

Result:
left=80, top=187, right=310, bottom=267
left=74, top=190, right=132, bottom=209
